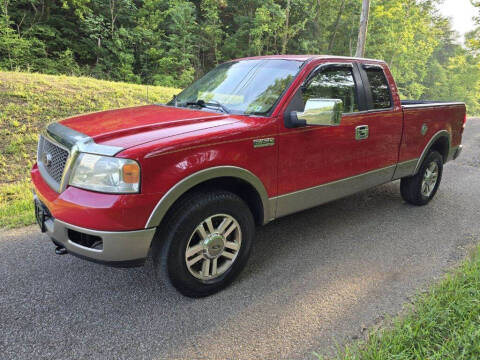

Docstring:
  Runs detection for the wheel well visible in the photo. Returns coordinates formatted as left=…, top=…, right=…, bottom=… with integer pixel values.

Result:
left=429, top=136, right=449, bottom=163
left=164, top=177, right=265, bottom=226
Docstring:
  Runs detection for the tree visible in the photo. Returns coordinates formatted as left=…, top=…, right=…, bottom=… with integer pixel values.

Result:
left=199, top=0, right=226, bottom=68
left=355, top=0, right=369, bottom=57
left=328, top=0, right=346, bottom=52
left=250, top=1, right=283, bottom=56
left=153, top=0, right=199, bottom=87
left=466, top=0, right=480, bottom=55
left=0, top=0, right=49, bottom=72
left=0, top=0, right=479, bottom=114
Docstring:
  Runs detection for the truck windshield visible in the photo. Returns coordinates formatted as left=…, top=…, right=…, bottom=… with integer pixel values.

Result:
left=169, top=59, right=303, bottom=115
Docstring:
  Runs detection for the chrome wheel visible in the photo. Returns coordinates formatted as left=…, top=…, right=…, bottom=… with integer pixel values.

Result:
left=421, top=161, right=439, bottom=197
left=185, top=214, right=242, bottom=281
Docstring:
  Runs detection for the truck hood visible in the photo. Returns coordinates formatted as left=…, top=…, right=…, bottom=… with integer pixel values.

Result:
left=59, top=105, right=236, bottom=150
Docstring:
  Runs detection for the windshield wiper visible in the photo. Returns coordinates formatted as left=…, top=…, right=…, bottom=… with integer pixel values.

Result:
left=184, top=99, right=230, bottom=114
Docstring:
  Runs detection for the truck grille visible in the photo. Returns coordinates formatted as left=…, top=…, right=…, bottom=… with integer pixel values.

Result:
left=38, top=136, right=69, bottom=187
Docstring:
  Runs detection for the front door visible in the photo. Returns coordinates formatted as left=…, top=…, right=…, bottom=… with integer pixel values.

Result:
left=275, top=61, right=400, bottom=217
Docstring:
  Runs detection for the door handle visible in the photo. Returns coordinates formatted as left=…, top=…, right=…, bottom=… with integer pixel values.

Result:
left=355, top=125, right=369, bottom=140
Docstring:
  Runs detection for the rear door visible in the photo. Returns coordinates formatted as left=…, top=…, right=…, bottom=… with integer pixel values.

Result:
left=356, top=63, right=403, bottom=172
left=275, top=61, right=404, bottom=218
left=277, top=61, right=370, bottom=195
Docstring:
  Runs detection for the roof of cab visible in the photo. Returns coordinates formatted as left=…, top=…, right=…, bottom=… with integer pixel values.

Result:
left=234, top=54, right=385, bottom=64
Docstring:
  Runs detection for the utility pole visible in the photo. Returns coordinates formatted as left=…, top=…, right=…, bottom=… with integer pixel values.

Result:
left=355, top=0, right=370, bottom=58
left=282, top=0, right=291, bottom=54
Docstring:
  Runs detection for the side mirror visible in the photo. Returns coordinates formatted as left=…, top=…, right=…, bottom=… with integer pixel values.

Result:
left=289, top=99, right=343, bottom=127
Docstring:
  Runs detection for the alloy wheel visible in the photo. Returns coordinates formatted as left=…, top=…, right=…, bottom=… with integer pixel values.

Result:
left=185, top=214, right=242, bottom=280
left=421, top=161, right=439, bottom=197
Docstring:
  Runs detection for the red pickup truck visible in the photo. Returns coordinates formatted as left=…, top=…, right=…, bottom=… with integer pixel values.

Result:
left=32, top=55, right=466, bottom=297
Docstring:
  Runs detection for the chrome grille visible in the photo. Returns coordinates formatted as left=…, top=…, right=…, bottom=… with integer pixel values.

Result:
left=38, top=136, right=69, bottom=185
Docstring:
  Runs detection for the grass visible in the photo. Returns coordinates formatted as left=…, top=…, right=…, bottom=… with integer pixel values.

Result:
left=319, top=247, right=480, bottom=360
left=0, top=180, right=35, bottom=228
left=0, top=71, right=179, bottom=229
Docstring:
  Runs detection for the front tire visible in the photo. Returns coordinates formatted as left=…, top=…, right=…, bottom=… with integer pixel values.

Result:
left=400, top=151, right=443, bottom=206
left=152, top=190, right=255, bottom=297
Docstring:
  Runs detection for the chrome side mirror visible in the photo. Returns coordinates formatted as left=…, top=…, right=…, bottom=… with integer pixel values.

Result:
left=290, top=99, right=343, bottom=127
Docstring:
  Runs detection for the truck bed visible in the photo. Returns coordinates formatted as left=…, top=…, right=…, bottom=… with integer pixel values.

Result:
left=398, top=100, right=466, bottom=165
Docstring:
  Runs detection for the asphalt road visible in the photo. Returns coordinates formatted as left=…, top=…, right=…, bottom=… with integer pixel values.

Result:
left=1, top=119, right=480, bottom=360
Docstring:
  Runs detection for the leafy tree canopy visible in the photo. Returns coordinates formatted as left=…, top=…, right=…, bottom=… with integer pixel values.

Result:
left=1, top=0, right=479, bottom=113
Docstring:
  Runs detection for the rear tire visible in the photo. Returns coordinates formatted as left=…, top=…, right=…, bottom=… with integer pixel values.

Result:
left=151, top=190, right=255, bottom=297
left=400, top=151, right=443, bottom=206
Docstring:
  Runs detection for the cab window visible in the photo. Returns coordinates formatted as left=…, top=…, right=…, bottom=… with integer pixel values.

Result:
left=302, top=67, right=359, bottom=114
left=364, top=67, right=392, bottom=109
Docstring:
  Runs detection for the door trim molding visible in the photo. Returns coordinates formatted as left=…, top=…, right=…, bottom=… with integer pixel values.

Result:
left=272, top=165, right=397, bottom=219
left=392, top=159, right=418, bottom=180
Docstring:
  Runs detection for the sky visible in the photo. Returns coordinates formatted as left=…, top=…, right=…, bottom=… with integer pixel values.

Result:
left=438, top=0, right=478, bottom=42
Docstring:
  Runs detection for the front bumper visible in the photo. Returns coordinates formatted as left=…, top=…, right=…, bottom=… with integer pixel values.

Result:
left=31, top=164, right=159, bottom=231
left=40, top=206, right=156, bottom=267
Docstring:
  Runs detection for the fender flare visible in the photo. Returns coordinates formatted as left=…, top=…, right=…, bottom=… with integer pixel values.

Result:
left=413, top=130, right=451, bottom=174
left=145, top=166, right=272, bottom=229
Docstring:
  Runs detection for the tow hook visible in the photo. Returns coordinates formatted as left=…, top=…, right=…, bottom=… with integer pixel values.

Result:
left=55, top=246, right=68, bottom=255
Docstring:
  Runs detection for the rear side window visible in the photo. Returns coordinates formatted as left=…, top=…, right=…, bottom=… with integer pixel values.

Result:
left=364, top=67, right=392, bottom=109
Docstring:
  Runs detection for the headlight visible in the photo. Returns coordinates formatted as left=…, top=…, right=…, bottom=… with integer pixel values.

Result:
left=69, top=153, right=140, bottom=193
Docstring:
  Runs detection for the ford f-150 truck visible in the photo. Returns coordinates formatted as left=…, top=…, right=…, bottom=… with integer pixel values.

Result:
left=31, top=55, right=466, bottom=297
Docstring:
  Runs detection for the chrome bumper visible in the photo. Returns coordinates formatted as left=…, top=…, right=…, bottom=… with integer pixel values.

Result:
left=44, top=217, right=156, bottom=267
